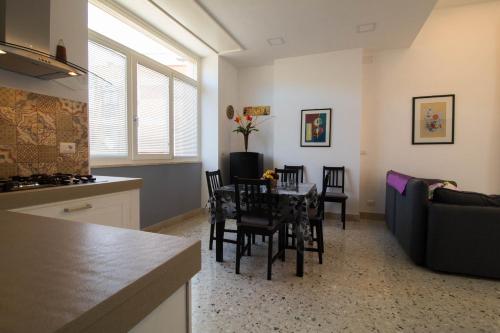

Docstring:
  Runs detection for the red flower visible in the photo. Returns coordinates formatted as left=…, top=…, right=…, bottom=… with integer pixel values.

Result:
left=246, top=115, right=253, bottom=121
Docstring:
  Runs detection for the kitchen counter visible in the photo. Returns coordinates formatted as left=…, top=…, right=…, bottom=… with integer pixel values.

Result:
left=0, top=211, right=201, bottom=333
left=0, top=176, right=143, bottom=210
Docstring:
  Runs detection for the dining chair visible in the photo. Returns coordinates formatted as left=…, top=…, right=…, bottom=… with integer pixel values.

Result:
left=306, top=172, right=330, bottom=264
left=284, top=165, right=304, bottom=183
left=206, top=170, right=237, bottom=250
left=322, top=166, right=348, bottom=229
left=274, top=168, right=299, bottom=189
left=234, top=177, right=286, bottom=280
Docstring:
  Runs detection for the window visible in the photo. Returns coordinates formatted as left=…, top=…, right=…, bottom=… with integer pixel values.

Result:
left=88, top=2, right=199, bottom=165
left=136, top=64, right=170, bottom=156
left=88, top=41, right=128, bottom=158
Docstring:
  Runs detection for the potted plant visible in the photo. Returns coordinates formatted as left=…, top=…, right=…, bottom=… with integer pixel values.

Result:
left=262, top=169, right=279, bottom=189
left=233, top=114, right=259, bottom=152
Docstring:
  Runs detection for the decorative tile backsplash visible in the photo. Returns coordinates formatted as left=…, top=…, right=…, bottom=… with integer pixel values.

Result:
left=0, top=86, right=89, bottom=179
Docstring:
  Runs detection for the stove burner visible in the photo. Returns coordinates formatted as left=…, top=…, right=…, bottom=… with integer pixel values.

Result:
left=0, top=174, right=96, bottom=193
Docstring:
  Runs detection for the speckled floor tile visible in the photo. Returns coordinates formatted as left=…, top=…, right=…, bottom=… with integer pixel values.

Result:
left=157, top=216, right=500, bottom=333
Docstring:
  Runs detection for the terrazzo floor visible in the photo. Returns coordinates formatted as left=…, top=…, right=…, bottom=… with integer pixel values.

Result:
left=157, top=215, right=500, bottom=333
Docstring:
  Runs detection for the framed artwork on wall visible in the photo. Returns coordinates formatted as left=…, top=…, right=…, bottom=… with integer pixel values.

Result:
left=300, top=108, right=332, bottom=147
left=412, top=94, right=455, bottom=144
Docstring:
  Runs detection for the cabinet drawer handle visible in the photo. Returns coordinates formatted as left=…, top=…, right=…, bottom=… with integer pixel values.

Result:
left=63, top=204, right=93, bottom=213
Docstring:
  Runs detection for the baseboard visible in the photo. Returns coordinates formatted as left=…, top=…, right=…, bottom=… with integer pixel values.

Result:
left=324, top=212, right=360, bottom=221
left=142, top=208, right=205, bottom=232
left=360, top=212, right=385, bottom=221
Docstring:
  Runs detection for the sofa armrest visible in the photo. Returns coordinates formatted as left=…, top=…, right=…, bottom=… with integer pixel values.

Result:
left=427, top=203, right=500, bottom=278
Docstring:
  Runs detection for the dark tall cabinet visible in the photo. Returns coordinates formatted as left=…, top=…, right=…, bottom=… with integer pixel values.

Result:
left=229, top=152, right=263, bottom=183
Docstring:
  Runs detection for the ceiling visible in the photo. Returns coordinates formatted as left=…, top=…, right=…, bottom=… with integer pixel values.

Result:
left=198, top=0, right=437, bottom=67
left=435, top=0, right=498, bottom=8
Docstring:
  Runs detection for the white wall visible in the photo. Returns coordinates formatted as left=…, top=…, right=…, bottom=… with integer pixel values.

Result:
left=200, top=54, right=219, bottom=206
left=218, top=58, right=239, bottom=184
left=360, top=1, right=500, bottom=213
left=273, top=49, right=363, bottom=214
left=0, top=0, right=88, bottom=102
left=235, top=65, right=274, bottom=169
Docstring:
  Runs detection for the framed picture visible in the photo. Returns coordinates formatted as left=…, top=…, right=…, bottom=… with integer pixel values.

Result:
left=412, top=95, right=455, bottom=144
left=243, top=106, right=271, bottom=116
left=300, top=108, right=332, bottom=147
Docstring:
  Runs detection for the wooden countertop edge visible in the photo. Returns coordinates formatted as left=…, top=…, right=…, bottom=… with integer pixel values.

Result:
left=0, top=177, right=143, bottom=210
left=58, top=238, right=201, bottom=333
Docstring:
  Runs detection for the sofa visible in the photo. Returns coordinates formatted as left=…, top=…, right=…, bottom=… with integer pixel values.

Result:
left=385, top=172, right=500, bottom=279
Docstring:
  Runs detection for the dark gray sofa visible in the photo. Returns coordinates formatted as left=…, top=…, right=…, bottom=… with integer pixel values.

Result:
left=385, top=175, right=500, bottom=279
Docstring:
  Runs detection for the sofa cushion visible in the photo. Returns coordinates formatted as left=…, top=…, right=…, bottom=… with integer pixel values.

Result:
left=432, top=188, right=500, bottom=207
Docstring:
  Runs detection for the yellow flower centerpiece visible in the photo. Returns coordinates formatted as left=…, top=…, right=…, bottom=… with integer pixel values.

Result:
left=262, top=169, right=278, bottom=189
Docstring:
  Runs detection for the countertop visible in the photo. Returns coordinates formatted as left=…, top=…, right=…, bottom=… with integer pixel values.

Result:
left=0, top=176, right=143, bottom=210
left=0, top=211, right=201, bottom=333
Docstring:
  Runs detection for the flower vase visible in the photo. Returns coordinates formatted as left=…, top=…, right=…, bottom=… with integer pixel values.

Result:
left=243, top=133, right=249, bottom=152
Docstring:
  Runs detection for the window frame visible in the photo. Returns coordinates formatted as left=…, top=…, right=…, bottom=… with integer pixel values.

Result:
left=88, top=28, right=200, bottom=167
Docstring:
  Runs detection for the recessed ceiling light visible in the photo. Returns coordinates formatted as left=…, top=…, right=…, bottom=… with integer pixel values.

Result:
left=67, top=71, right=78, bottom=76
left=356, top=23, right=376, bottom=33
left=267, top=37, right=285, bottom=46
left=0, top=49, right=6, bottom=55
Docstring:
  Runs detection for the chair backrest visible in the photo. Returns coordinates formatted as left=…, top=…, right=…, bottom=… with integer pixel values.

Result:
left=275, top=168, right=299, bottom=188
left=318, top=172, right=331, bottom=219
left=323, top=166, right=345, bottom=193
left=234, top=177, right=273, bottom=226
left=284, top=165, right=304, bottom=183
left=206, top=169, right=223, bottom=198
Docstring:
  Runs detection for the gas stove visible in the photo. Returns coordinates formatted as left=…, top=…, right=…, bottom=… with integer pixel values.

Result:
left=0, top=174, right=96, bottom=193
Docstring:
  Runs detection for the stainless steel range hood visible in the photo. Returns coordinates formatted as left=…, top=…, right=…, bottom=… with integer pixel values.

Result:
left=0, top=0, right=87, bottom=80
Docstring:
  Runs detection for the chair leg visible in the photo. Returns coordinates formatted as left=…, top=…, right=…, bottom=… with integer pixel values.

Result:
left=252, top=233, right=256, bottom=244
left=262, top=235, right=265, bottom=243
left=317, top=222, right=324, bottom=264
left=209, top=223, right=215, bottom=250
left=342, top=201, right=346, bottom=230
left=235, top=231, right=241, bottom=275
left=247, top=233, right=252, bottom=256
left=267, top=233, right=273, bottom=280
left=280, top=225, right=286, bottom=262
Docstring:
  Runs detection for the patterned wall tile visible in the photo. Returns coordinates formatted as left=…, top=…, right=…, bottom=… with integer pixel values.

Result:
left=18, top=163, right=39, bottom=177
left=17, top=126, right=38, bottom=145
left=0, top=107, right=16, bottom=125
left=0, top=145, right=17, bottom=179
left=37, top=95, right=59, bottom=114
left=38, top=129, right=56, bottom=146
left=17, top=144, right=39, bottom=163
left=15, top=90, right=38, bottom=110
left=57, top=130, right=76, bottom=144
left=38, top=111, right=56, bottom=130
left=0, top=145, right=16, bottom=164
left=0, top=87, right=16, bottom=107
left=0, top=86, right=88, bottom=177
left=56, top=112, right=74, bottom=131
left=0, top=163, right=17, bottom=179
left=38, top=145, right=58, bottom=163
left=39, top=162, right=58, bottom=175
left=0, top=125, right=16, bottom=145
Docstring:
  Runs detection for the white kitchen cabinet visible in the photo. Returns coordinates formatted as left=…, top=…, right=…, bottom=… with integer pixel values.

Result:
left=11, top=189, right=140, bottom=230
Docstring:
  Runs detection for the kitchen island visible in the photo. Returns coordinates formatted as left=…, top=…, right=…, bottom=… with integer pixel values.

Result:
left=0, top=211, right=201, bottom=332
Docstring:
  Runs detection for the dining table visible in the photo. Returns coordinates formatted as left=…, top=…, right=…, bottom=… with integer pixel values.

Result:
left=210, top=182, right=319, bottom=277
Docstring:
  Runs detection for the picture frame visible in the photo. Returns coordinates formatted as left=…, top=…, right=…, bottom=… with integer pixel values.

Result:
left=300, top=108, right=332, bottom=147
left=412, top=94, right=455, bottom=145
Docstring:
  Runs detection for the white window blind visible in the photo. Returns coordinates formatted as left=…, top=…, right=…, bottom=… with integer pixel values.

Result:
left=136, top=64, right=170, bottom=156
left=88, top=40, right=128, bottom=158
left=174, top=78, right=198, bottom=157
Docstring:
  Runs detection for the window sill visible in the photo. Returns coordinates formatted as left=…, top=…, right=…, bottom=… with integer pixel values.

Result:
left=91, top=159, right=201, bottom=169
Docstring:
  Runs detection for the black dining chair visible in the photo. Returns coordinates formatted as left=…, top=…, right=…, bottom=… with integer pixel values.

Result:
left=307, top=172, right=330, bottom=264
left=284, top=165, right=304, bottom=183
left=234, top=177, right=285, bottom=280
left=322, top=166, right=348, bottom=229
left=274, top=168, right=299, bottom=189
left=206, top=170, right=237, bottom=250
